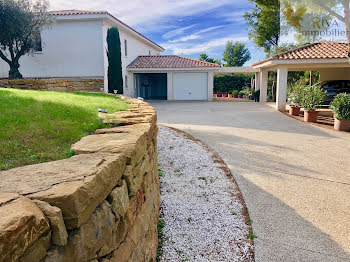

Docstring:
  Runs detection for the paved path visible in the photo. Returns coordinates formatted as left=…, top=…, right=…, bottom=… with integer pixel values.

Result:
left=151, top=101, right=350, bottom=262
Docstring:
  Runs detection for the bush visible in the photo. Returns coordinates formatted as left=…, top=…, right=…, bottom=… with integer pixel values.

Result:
left=232, top=90, right=239, bottom=96
left=287, top=82, right=306, bottom=106
left=214, top=73, right=254, bottom=93
left=300, top=85, right=327, bottom=111
left=330, top=93, right=350, bottom=120
left=239, top=90, right=245, bottom=96
left=107, top=28, right=123, bottom=94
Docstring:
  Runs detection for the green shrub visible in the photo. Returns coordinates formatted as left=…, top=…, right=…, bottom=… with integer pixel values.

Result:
left=300, top=85, right=327, bottom=111
left=107, top=27, right=123, bottom=94
left=287, top=82, right=306, bottom=106
left=232, top=90, right=239, bottom=96
left=239, top=90, right=245, bottom=96
left=214, top=73, right=254, bottom=93
left=330, top=93, right=350, bottom=120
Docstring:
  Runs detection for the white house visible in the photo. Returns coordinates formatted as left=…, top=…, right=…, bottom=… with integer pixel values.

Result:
left=0, top=10, right=220, bottom=101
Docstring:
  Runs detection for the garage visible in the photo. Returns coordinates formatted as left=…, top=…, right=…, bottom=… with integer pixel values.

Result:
left=127, top=55, right=220, bottom=101
left=134, top=73, right=167, bottom=100
left=173, top=72, right=208, bottom=100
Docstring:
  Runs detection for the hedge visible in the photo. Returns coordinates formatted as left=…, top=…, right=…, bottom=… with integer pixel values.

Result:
left=214, top=73, right=254, bottom=93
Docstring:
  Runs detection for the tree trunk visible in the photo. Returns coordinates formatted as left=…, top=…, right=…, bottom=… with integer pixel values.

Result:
left=8, top=62, right=23, bottom=80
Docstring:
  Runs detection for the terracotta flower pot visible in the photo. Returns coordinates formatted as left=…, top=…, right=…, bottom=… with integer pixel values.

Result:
left=233, top=95, right=238, bottom=98
left=304, top=110, right=319, bottom=123
left=334, top=118, right=350, bottom=131
left=228, top=94, right=233, bottom=98
left=222, top=94, right=227, bottom=98
left=289, top=106, right=301, bottom=116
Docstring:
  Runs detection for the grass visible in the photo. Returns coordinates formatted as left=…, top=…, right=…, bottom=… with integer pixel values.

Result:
left=157, top=218, right=166, bottom=262
left=0, top=89, right=130, bottom=170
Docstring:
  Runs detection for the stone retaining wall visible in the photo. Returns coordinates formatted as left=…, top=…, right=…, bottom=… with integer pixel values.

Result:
left=0, top=78, right=104, bottom=92
left=0, top=97, right=159, bottom=262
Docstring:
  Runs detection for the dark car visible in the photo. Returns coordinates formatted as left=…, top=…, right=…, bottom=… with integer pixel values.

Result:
left=311, top=80, right=350, bottom=105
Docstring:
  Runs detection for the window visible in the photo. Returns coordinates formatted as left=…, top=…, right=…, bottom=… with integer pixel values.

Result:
left=124, top=39, right=127, bottom=57
left=149, top=50, right=151, bottom=56
left=33, top=31, right=42, bottom=52
left=125, top=75, right=128, bottom=88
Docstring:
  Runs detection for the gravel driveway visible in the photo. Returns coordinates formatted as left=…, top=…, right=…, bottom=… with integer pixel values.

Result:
left=157, top=126, right=254, bottom=261
left=152, top=101, right=350, bottom=262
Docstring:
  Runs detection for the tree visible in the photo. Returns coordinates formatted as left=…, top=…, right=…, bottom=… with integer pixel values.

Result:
left=244, top=0, right=280, bottom=54
left=222, top=41, right=251, bottom=67
left=198, top=53, right=221, bottom=65
left=0, top=0, right=52, bottom=79
left=107, top=27, right=123, bottom=94
left=281, top=0, right=350, bottom=47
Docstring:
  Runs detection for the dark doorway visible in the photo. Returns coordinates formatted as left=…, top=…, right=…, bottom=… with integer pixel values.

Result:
left=135, top=73, right=167, bottom=100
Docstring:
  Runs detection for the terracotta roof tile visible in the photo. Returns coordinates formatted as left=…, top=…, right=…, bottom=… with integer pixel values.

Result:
left=127, top=55, right=221, bottom=69
left=49, top=10, right=164, bottom=51
left=253, top=42, right=349, bottom=66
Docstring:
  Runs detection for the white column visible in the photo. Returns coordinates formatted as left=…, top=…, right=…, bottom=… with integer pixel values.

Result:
left=276, top=67, right=288, bottom=112
left=259, top=71, right=268, bottom=103
left=208, top=71, right=214, bottom=102
left=167, top=72, right=173, bottom=100
left=254, top=72, right=260, bottom=91
left=127, top=72, right=134, bottom=97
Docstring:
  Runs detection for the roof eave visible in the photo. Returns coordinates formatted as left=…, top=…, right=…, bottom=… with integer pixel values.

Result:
left=127, top=67, right=220, bottom=72
left=253, top=58, right=350, bottom=69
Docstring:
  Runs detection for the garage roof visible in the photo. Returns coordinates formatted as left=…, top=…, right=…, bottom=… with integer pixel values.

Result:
left=127, top=55, right=220, bottom=69
left=253, top=42, right=349, bottom=67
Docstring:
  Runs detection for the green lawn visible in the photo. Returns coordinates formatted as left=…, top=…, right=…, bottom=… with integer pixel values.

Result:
left=0, top=89, right=130, bottom=170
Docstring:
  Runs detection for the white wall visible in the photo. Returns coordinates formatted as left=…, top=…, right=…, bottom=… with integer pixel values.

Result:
left=103, top=21, right=161, bottom=95
left=319, top=68, right=350, bottom=81
left=0, top=20, right=105, bottom=79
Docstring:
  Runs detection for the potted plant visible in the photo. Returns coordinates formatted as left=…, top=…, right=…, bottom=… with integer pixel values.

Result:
left=232, top=90, right=239, bottom=98
left=222, top=93, right=227, bottom=98
left=300, top=85, right=327, bottom=123
left=228, top=90, right=233, bottom=98
left=287, top=83, right=305, bottom=116
left=330, top=93, right=350, bottom=131
left=238, top=91, right=244, bottom=99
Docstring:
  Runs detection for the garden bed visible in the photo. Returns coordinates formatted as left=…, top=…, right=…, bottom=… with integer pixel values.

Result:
left=157, top=126, right=254, bottom=261
left=0, top=89, right=129, bottom=170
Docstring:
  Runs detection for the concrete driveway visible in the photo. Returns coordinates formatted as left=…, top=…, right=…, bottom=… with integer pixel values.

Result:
left=151, top=101, right=350, bottom=262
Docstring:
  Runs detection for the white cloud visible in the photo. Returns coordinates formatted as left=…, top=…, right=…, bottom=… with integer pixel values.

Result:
left=168, top=25, right=225, bottom=43
left=162, top=25, right=197, bottom=39
left=162, top=35, right=249, bottom=55
left=49, top=0, right=248, bottom=28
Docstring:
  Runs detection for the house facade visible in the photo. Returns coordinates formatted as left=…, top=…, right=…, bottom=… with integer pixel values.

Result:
left=0, top=10, right=220, bottom=101
left=0, top=10, right=164, bottom=95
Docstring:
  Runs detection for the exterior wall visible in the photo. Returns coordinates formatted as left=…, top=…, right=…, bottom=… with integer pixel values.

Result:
left=319, top=68, right=350, bottom=81
left=103, top=21, right=161, bottom=95
left=0, top=20, right=105, bottom=79
left=129, top=70, right=214, bottom=101
left=0, top=97, right=159, bottom=262
left=0, top=78, right=104, bottom=92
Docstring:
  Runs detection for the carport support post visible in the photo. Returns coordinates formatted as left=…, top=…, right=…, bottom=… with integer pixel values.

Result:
left=276, top=67, right=288, bottom=112
left=208, top=72, right=214, bottom=101
left=254, top=72, right=260, bottom=91
left=259, top=71, right=268, bottom=103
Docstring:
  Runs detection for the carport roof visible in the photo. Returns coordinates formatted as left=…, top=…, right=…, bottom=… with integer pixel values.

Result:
left=253, top=42, right=349, bottom=67
left=127, top=55, right=220, bottom=69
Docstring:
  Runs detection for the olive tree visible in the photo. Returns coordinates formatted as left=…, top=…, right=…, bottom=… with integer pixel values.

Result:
left=0, top=0, right=52, bottom=79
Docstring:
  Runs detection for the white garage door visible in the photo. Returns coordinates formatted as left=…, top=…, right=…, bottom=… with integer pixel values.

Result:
left=173, top=72, right=208, bottom=100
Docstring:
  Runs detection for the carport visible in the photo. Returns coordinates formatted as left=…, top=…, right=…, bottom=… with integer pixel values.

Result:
left=127, top=55, right=220, bottom=101
left=252, top=42, right=350, bottom=111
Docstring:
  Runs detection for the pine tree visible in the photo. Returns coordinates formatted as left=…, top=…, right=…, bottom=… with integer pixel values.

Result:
left=107, top=28, right=123, bottom=93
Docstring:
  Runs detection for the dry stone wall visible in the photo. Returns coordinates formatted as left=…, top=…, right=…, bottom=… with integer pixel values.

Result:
left=0, top=78, right=104, bottom=92
left=0, top=97, right=159, bottom=262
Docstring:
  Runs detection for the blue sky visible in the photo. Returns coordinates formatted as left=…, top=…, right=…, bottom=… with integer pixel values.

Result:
left=50, top=0, right=267, bottom=65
